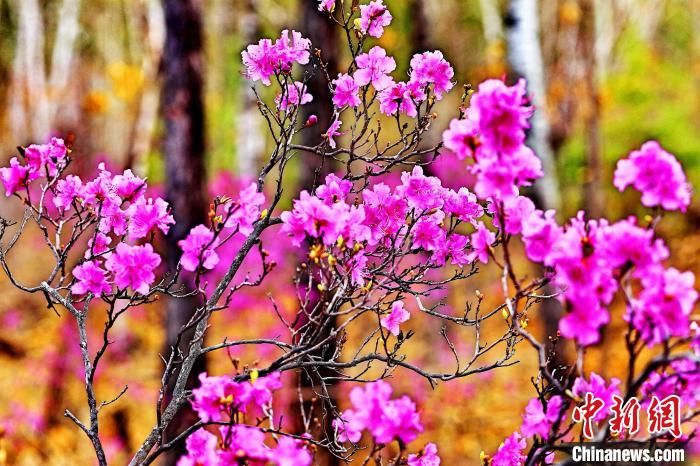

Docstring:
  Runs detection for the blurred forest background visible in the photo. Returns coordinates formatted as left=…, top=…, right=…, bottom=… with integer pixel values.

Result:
left=0, top=0, right=699, bottom=464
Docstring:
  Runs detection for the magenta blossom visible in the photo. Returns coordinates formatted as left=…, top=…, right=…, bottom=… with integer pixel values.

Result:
left=521, top=395, right=564, bottom=439
left=104, top=243, right=161, bottom=295
left=176, top=429, right=219, bottom=466
left=127, top=197, right=175, bottom=240
left=409, top=51, right=455, bottom=99
left=467, top=222, right=495, bottom=265
left=334, top=381, right=423, bottom=445
left=323, top=118, right=343, bottom=149
left=614, top=141, right=691, bottom=212
left=71, top=261, right=111, bottom=296
left=276, top=81, right=313, bottom=110
left=491, top=432, right=526, bottom=466
left=359, top=0, right=392, bottom=38
left=53, top=175, right=84, bottom=210
left=318, top=0, right=335, bottom=12
left=179, top=225, right=220, bottom=272
left=0, top=157, right=32, bottom=196
left=380, top=301, right=410, bottom=336
left=354, top=46, right=396, bottom=90
left=572, top=372, right=621, bottom=422
left=332, top=73, right=361, bottom=108
left=378, top=80, right=426, bottom=118
left=224, top=182, right=265, bottom=235
left=408, top=443, right=441, bottom=466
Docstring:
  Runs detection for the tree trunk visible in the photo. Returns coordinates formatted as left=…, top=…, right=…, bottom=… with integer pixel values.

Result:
left=298, top=0, right=338, bottom=190
left=160, top=0, right=207, bottom=463
left=505, top=0, right=560, bottom=212
left=579, top=0, right=603, bottom=219
left=505, top=0, right=565, bottom=367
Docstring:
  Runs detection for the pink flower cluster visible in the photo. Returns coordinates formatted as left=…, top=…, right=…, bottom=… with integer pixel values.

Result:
left=520, top=395, right=563, bottom=439
left=178, top=426, right=312, bottom=466
left=51, top=163, right=169, bottom=297
left=179, top=372, right=313, bottom=466
left=242, top=30, right=311, bottom=85
left=442, top=79, right=542, bottom=200
left=281, top=171, right=487, bottom=286
left=1, top=137, right=67, bottom=196
left=333, top=381, right=430, bottom=449
left=178, top=182, right=265, bottom=272
left=518, top=207, right=697, bottom=346
left=614, top=141, right=692, bottom=212
left=191, top=372, right=282, bottom=421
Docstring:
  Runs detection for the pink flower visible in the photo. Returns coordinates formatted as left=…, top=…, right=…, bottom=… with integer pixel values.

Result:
left=493, top=195, right=536, bottom=235
left=53, top=175, right=84, bottom=210
left=378, top=80, right=426, bottom=118
left=354, top=46, right=396, bottom=90
left=276, top=81, right=313, bottom=110
left=241, top=30, right=311, bottom=85
left=359, top=0, right=392, bottom=38
left=218, top=425, right=271, bottom=463
left=627, top=267, right=698, bottom=346
left=442, top=118, right=480, bottom=160
left=600, top=217, right=668, bottom=271
left=491, top=432, right=526, bottom=466
left=323, top=118, right=343, bottom=149
left=332, top=73, right=361, bottom=108
left=572, top=373, right=621, bottom=422
left=521, top=209, right=562, bottom=264
left=24, top=137, right=68, bottom=177
left=176, top=429, right=219, bottom=466
left=271, top=436, right=313, bottom=466
left=408, top=443, right=440, bottom=466
left=316, top=173, right=353, bottom=204
left=85, top=233, right=112, bottom=259
left=469, top=78, right=532, bottom=156
left=127, top=197, right=175, bottom=240
left=179, top=225, right=220, bottom=272
left=409, top=51, right=455, bottom=99
left=521, top=395, right=564, bottom=439
left=412, top=216, right=446, bottom=252
left=442, top=187, right=482, bottom=223
left=614, top=141, right=691, bottom=212
left=335, top=381, right=423, bottom=445
left=112, top=169, right=145, bottom=199
left=0, top=157, right=32, bottom=196
left=559, top=303, right=609, bottom=346
left=99, top=203, right=129, bottom=236
left=398, top=166, right=445, bottom=211
left=380, top=301, right=410, bottom=336
left=105, top=243, right=161, bottom=295
left=242, top=38, right=277, bottom=85
left=318, top=0, right=336, bottom=12
left=71, top=261, right=111, bottom=296
left=363, top=183, right=408, bottom=244
left=191, top=373, right=252, bottom=422
left=224, top=182, right=265, bottom=236
left=275, top=29, right=311, bottom=67
left=467, top=222, right=495, bottom=264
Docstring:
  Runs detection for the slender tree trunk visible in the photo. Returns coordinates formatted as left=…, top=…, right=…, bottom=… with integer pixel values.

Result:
left=298, top=0, right=338, bottom=189
left=409, top=0, right=430, bottom=54
left=505, top=0, right=560, bottom=212
left=160, top=0, right=207, bottom=463
left=579, top=0, right=603, bottom=219
left=505, top=0, right=565, bottom=366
